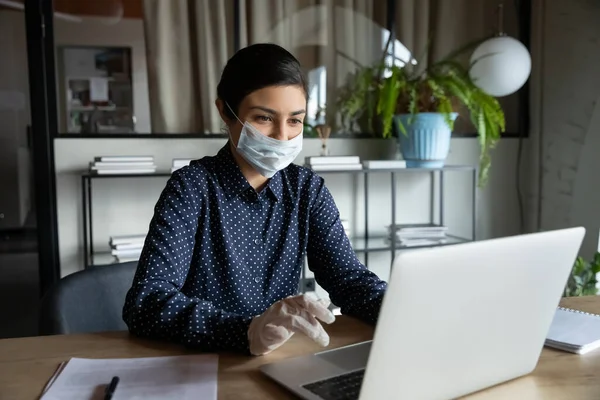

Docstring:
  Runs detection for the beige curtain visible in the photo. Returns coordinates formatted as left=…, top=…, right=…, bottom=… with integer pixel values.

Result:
left=239, top=0, right=387, bottom=128
left=394, top=0, right=488, bottom=68
left=143, top=0, right=236, bottom=134
left=239, top=0, right=385, bottom=65
left=328, top=0, right=388, bottom=128
left=239, top=0, right=329, bottom=127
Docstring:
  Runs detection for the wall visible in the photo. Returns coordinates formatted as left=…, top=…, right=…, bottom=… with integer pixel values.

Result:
left=55, top=137, right=522, bottom=279
left=532, top=0, right=600, bottom=258
left=53, top=17, right=151, bottom=133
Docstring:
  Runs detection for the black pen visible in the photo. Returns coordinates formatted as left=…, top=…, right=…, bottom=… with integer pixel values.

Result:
left=104, top=376, right=120, bottom=400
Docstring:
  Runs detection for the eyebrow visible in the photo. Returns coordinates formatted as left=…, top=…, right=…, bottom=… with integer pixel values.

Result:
left=249, top=106, right=306, bottom=116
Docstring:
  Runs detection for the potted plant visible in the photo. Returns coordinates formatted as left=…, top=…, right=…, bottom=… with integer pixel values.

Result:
left=563, top=252, right=600, bottom=297
left=337, top=38, right=505, bottom=187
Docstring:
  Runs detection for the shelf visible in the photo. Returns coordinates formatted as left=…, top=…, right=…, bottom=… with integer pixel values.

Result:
left=66, top=76, right=116, bottom=81
left=91, top=252, right=130, bottom=266
left=69, top=106, right=128, bottom=112
left=87, top=236, right=470, bottom=268
left=83, top=172, right=172, bottom=178
left=58, top=133, right=227, bottom=139
left=308, top=165, right=476, bottom=174
left=81, top=166, right=475, bottom=179
left=82, top=158, right=477, bottom=269
left=351, top=234, right=471, bottom=253
left=91, top=252, right=140, bottom=266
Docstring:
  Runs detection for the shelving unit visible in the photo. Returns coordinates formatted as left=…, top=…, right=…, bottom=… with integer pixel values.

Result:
left=81, top=172, right=171, bottom=268
left=305, top=165, right=477, bottom=263
left=297, top=165, right=477, bottom=292
left=80, top=165, right=477, bottom=270
left=350, top=234, right=472, bottom=253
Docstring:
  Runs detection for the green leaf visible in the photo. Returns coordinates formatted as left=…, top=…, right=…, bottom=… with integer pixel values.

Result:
left=583, top=270, right=593, bottom=285
left=377, top=69, right=401, bottom=138
left=395, top=117, right=407, bottom=136
left=409, top=85, right=418, bottom=116
left=564, top=252, right=600, bottom=297
left=574, top=257, right=586, bottom=275
left=591, top=252, right=600, bottom=273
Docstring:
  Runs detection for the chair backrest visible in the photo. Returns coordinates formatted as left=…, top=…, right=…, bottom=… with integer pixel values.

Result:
left=39, top=261, right=138, bottom=335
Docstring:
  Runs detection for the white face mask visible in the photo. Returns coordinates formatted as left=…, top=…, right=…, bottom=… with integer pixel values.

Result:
left=226, top=103, right=303, bottom=178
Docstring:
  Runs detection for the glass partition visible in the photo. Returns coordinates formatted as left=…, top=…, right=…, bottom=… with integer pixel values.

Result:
left=50, top=0, right=528, bottom=138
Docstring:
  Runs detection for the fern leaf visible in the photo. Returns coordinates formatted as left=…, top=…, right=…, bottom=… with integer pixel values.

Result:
left=409, top=85, right=418, bottom=117
left=377, top=69, right=401, bottom=138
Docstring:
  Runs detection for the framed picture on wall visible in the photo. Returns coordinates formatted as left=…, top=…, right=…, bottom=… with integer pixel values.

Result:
left=56, top=45, right=136, bottom=135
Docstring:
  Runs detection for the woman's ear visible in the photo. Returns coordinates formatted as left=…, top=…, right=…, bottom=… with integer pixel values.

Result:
left=215, top=98, right=232, bottom=126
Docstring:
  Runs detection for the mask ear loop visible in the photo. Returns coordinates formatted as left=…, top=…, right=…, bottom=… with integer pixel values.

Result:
left=225, top=102, right=244, bottom=126
left=224, top=101, right=245, bottom=146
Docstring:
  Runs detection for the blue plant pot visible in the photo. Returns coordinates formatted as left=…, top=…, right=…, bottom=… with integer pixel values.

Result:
left=394, top=112, right=458, bottom=168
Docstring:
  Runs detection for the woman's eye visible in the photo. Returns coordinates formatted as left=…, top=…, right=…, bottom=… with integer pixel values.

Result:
left=257, top=115, right=272, bottom=122
left=290, top=118, right=303, bottom=125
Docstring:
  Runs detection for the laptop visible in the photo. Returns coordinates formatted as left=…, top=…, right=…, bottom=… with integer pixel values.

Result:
left=259, top=227, right=585, bottom=400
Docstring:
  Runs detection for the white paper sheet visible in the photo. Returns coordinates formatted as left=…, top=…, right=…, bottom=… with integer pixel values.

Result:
left=40, top=355, right=218, bottom=400
left=89, top=77, right=109, bottom=102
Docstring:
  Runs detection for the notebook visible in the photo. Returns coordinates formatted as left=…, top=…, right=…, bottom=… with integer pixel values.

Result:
left=545, top=306, right=600, bottom=354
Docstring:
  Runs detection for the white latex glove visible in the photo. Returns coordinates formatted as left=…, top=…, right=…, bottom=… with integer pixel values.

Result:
left=248, top=294, right=336, bottom=356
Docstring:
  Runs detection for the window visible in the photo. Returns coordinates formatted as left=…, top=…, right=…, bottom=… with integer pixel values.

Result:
left=50, top=0, right=527, bottom=137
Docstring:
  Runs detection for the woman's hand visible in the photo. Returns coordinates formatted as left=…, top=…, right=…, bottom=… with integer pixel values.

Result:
left=248, top=294, right=336, bottom=356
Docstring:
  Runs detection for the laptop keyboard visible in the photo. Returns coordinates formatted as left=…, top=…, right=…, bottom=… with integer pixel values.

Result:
left=302, top=369, right=365, bottom=400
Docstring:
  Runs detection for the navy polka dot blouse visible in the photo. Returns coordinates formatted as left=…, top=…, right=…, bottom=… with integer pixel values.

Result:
left=122, top=144, right=388, bottom=353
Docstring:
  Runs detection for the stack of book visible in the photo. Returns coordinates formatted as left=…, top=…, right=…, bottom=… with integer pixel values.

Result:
left=89, top=156, right=156, bottom=175
left=109, top=234, right=146, bottom=263
left=171, top=158, right=194, bottom=173
left=386, top=223, right=448, bottom=247
left=362, top=160, right=407, bottom=169
left=305, top=156, right=362, bottom=171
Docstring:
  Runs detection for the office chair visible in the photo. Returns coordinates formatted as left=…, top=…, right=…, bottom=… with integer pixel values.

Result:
left=38, top=261, right=138, bottom=335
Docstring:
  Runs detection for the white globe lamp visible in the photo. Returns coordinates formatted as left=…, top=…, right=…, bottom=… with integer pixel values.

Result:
left=469, top=4, right=531, bottom=97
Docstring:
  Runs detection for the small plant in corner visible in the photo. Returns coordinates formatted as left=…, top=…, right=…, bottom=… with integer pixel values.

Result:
left=563, top=252, right=600, bottom=297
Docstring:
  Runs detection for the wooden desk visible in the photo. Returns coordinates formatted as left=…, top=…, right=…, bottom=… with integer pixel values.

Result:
left=1, top=296, right=598, bottom=400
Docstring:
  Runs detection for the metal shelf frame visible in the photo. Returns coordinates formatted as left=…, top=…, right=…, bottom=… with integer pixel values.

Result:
left=299, top=165, right=478, bottom=292
left=311, top=165, right=477, bottom=261
left=81, top=172, right=171, bottom=268
left=81, top=166, right=477, bottom=270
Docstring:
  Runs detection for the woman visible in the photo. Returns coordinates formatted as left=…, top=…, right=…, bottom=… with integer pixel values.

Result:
left=123, top=43, right=387, bottom=356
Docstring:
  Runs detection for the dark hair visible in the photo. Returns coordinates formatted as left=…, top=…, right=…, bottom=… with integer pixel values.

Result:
left=217, top=43, right=308, bottom=120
